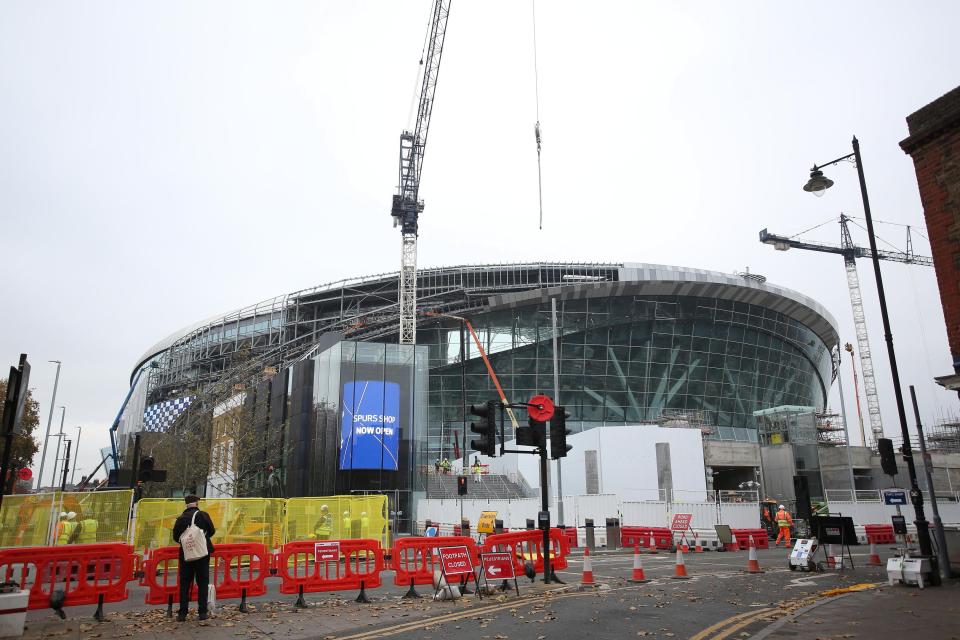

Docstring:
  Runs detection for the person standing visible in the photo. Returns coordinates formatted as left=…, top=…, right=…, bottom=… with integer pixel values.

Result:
left=472, top=457, right=482, bottom=483
left=774, top=504, right=794, bottom=547
left=172, top=495, right=216, bottom=621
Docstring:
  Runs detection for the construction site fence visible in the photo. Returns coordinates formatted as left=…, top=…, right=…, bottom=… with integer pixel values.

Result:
left=0, top=491, right=134, bottom=548
left=132, top=495, right=389, bottom=554
left=0, top=531, right=570, bottom=618
left=416, top=495, right=761, bottom=535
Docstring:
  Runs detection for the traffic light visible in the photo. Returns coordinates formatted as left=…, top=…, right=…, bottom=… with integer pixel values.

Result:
left=877, top=438, right=898, bottom=476
left=549, top=406, right=572, bottom=459
left=517, top=415, right=547, bottom=449
left=469, top=400, right=498, bottom=457
left=138, top=456, right=168, bottom=483
left=138, top=457, right=154, bottom=482
left=457, top=475, right=468, bottom=495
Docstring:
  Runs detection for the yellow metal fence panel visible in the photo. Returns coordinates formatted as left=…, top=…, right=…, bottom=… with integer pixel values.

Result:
left=0, top=492, right=57, bottom=547
left=60, top=490, right=134, bottom=545
left=133, top=498, right=285, bottom=553
left=0, top=490, right=133, bottom=548
left=284, top=495, right=388, bottom=547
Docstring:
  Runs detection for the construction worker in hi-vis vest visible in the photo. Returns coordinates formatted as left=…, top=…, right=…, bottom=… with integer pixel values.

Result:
left=775, top=504, right=794, bottom=547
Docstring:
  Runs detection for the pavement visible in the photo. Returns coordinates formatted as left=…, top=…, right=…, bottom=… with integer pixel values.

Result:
left=19, top=545, right=960, bottom=640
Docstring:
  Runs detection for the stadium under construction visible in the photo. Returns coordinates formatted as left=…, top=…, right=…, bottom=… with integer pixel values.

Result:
left=114, top=262, right=960, bottom=531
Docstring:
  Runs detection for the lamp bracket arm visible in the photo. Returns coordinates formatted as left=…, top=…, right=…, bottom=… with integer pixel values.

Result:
left=813, top=152, right=856, bottom=171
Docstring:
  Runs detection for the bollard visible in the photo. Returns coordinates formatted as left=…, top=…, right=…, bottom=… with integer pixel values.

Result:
left=526, top=519, right=535, bottom=530
left=605, top=517, right=621, bottom=550
left=461, top=519, right=471, bottom=538
left=585, top=519, right=596, bottom=550
left=494, top=519, right=504, bottom=535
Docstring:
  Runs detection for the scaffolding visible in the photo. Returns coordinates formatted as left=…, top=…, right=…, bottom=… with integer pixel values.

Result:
left=815, top=410, right=848, bottom=446
left=656, top=408, right=714, bottom=435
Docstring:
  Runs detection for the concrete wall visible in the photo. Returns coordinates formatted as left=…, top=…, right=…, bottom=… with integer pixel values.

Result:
left=703, top=441, right=761, bottom=467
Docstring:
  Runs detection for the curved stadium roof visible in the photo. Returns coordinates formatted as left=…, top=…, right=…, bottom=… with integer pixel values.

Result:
left=133, top=262, right=839, bottom=382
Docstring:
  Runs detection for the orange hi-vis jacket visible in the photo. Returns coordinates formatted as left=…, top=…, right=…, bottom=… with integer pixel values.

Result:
left=776, top=509, right=793, bottom=528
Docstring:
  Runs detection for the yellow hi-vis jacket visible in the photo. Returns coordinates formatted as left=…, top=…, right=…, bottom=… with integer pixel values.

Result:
left=57, top=520, right=78, bottom=545
left=78, top=519, right=98, bottom=544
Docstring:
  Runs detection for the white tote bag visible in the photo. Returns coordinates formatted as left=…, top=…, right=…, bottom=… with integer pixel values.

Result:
left=180, top=511, right=209, bottom=562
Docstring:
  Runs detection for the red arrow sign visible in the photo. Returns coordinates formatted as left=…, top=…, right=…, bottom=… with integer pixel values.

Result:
left=481, top=552, right=515, bottom=580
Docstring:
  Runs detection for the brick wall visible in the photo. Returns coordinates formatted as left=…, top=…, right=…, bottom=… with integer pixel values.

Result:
left=901, top=86, right=960, bottom=374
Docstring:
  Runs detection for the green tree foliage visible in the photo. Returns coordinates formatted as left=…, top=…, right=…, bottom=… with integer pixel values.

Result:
left=0, top=380, right=41, bottom=489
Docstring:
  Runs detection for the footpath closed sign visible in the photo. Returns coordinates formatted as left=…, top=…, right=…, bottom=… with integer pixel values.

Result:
left=671, top=513, right=693, bottom=531
left=314, top=541, right=340, bottom=563
left=438, top=545, right=474, bottom=576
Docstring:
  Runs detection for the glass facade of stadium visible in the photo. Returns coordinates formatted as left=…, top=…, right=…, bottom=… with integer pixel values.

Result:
left=421, top=293, right=833, bottom=456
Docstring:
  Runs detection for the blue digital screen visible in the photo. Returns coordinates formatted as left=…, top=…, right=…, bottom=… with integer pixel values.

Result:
left=339, top=380, right=400, bottom=470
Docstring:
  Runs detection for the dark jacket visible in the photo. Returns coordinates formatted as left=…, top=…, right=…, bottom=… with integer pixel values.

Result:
left=172, top=506, right=216, bottom=561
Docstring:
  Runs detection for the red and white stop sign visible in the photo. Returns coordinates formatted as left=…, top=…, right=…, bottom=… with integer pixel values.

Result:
left=17, top=468, right=32, bottom=481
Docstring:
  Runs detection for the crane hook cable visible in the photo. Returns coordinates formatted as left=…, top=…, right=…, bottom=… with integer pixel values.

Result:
left=532, top=0, right=544, bottom=229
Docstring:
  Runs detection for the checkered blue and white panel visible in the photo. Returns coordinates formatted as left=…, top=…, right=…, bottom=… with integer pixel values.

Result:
left=143, top=396, right=194, bottom=432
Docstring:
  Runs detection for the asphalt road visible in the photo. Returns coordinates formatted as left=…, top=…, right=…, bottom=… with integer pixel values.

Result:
left=28, top=546, right=933, bottom=640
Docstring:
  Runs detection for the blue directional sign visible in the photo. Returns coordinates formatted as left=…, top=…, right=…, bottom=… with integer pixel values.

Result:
left=883, top=489, right=907, bottom=505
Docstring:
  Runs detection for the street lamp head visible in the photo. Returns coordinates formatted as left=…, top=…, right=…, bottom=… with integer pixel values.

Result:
left=803, top=167, right=834, bottom=196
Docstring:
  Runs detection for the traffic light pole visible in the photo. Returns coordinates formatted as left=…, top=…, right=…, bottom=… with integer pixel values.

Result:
left=496, top=401, right=557, bottom=584
left=539, top=445, right=552, bottom=585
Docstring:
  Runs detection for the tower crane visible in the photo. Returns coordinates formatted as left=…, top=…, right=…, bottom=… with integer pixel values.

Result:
left=391, top=0, right=452, bottom=345
left=759, top=214, right=932, bottom=445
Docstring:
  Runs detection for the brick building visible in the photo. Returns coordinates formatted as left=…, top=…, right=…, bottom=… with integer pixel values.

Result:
left=900, top=86, right=960, bottom=394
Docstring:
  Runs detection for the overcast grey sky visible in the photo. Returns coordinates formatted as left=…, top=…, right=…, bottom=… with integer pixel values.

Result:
left=1, top=1, right=958, bottom=482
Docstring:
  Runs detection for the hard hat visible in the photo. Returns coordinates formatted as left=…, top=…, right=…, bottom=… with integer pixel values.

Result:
left=361, top=512, right=366, bottom=517
left=321, top=504, right=328, bottom=511
left=67, top=512, right=76, bottom=520
left=343, top=511, right=349, bottom=517
left=779, top=505, right=785, bottom=509
left=60, top=512, right=67, bottom=518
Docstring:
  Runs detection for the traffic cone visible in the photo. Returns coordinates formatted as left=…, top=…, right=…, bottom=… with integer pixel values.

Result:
left=868, top=541, right=882, bottom=566
left=647, top=531, right=658, bottom=554
left=746, top=536, right=762, bottom=573
left=629, top=543, right=649, bottom=583
left=581, top=547, right=595, bottom=585
left=694, top=534, right=704, bottom=553
left=672, top=547, right=690, bottom=579
left=729, top=530, right=738, bottom=552
left=826, top=544, right=836, bottom=568
left=681, top=540, right=690, bottom=553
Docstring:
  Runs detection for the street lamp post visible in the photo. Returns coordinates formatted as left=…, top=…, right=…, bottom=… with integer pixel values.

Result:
left=805, top=136, right=935, bottom=568
left=37, top=360, right=61, bottom=491
left=70, top=426, right=82, bottom=486
left=51, top=407, right=66, bottom=492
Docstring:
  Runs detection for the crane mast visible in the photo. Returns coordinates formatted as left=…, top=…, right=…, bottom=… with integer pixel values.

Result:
left=391, top=0, right=452, bottom=345
left=759, top=214, right=932, bottom=445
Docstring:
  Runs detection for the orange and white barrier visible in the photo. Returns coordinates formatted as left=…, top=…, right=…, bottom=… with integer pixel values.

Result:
left=581, top=548, right=594, bottom=585
left=746, top=536, right=762, bottom=573
left=629, top=544, right=648, bottom=583
left=671, top=547, right=689, bottom=579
